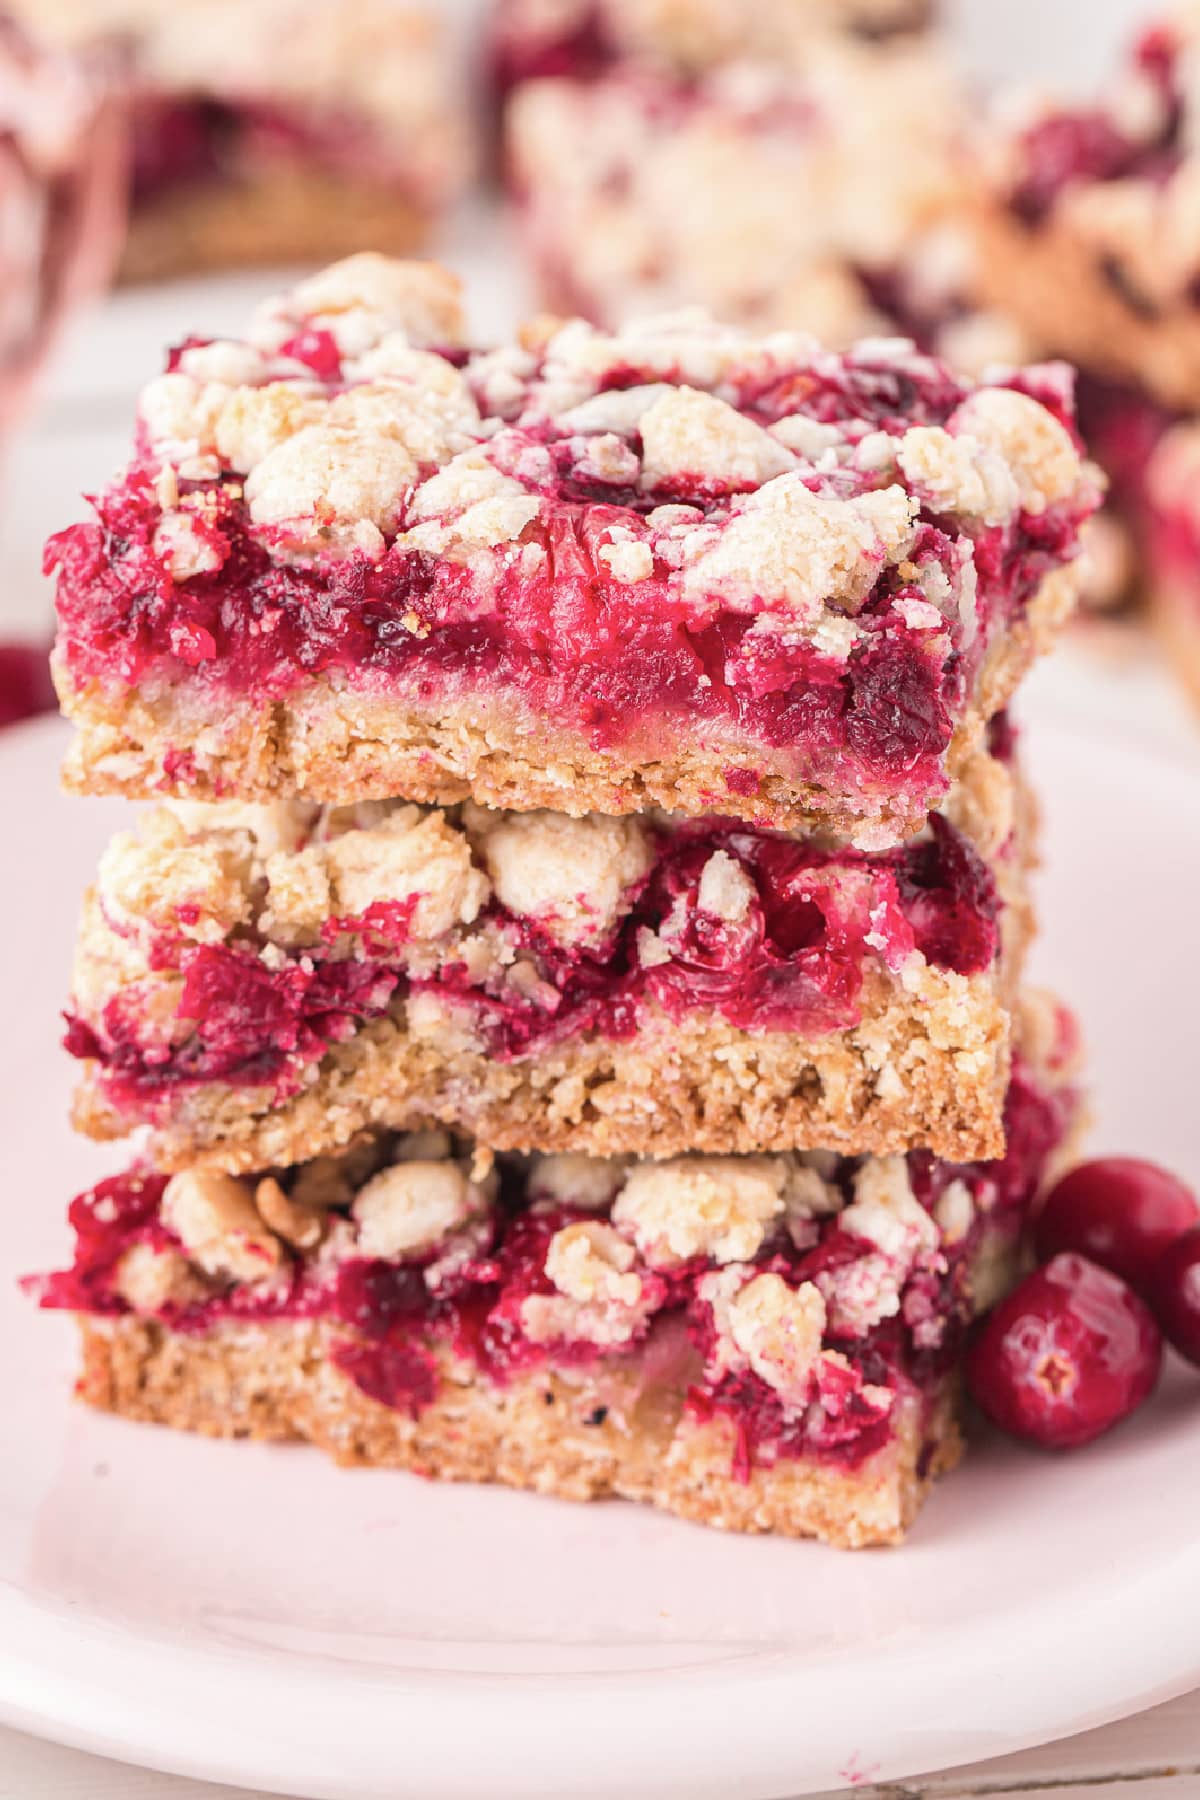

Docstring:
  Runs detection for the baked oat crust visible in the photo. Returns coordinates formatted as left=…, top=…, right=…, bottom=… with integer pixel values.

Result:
left=71, top=971, right=1022, bottom=1170
left=120, top=173, right=432, bottom=285
left=77, top=1315, right=962, bottom=1548
left=54, top=559, right=1079, bottom=835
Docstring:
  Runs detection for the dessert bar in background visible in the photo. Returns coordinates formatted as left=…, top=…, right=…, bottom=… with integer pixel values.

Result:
left=503, top=26, right=961, bottom=345
left=9, top=0, right=470, bottom=281
left=46, top=256, right=1099, bottom=843
left=968, top=2, right=1200, bottom=682
left=65, top=733, right=1031, bottom=1171
left=32, top=992, right=1080, bottom=1551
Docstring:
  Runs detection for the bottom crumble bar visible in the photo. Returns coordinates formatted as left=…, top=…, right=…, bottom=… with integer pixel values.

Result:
left=34, top=996, right=1081, bottom=1548
left=78, top=1316, right=962, bottom=1548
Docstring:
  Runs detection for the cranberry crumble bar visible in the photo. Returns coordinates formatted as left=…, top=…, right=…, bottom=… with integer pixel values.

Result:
left=48, top=254, right=1099, bottom=844
left=504, top=33, right=962, bottom=345
left=10, top=0, right=469, bottom=281
left=65, top=733, right=1032, bottom=1170
left=32, top=993, right=1080, bottom=1549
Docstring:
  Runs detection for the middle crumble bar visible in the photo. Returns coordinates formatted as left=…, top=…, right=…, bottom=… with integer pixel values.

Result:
left=48, top=254, right=1100, bottom=842
left=67, top=735, right=1031, bottom=1170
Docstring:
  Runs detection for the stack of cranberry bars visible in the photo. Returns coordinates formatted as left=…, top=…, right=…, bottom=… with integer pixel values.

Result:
left=34, top=254, right=1100, bottom=1547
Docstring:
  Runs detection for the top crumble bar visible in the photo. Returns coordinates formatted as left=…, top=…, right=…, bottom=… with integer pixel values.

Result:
left=48, top=254, right=1100, bottom=842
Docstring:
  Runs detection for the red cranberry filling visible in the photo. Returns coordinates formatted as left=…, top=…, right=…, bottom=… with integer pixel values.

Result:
left=129, top=92, right=429, bottom=207
left=32, top=1058, right=1070, bottom=1475
left=66, top=813, right=1000, bottom=1108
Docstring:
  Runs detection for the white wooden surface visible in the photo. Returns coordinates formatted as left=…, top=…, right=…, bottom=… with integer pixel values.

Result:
left=0, top=1687, right=1198, bottom=1797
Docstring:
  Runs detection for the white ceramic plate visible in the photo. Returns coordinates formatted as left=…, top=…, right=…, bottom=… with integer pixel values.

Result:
left=1, top=683, right=1199, bottom=1800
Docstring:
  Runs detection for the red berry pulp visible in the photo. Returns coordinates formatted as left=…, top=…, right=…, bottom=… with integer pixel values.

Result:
left=1035, top=1157, right=1199, bottom=1293
left=1146, top=1227, right=1200, bottom=1367
left=966, top=1253, right=1161, bottom=1449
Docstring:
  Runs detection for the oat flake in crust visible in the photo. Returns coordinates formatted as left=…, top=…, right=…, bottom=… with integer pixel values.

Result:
left=48, top=254, right=1099, bottom=835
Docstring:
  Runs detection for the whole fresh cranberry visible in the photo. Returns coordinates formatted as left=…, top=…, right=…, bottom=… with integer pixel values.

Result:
left=1035, top=1158, right=1199, bottom=1293
left=1146, top=1227, right=1200, bottom=1367
left=966, top=1254, right=1162, bottom=1449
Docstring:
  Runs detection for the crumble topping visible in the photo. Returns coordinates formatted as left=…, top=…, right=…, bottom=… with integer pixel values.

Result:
left=213, top=381, right=329, bottom=474
left=466, top=807, right=653, bottom=949
left=161, top=1169, right=283, bottom=1284
left=265, top=256, right=465, bottom=357
left=352, top=1158, right=492, bottom=1259
left=528, top=1152, right=634, bottom=1209
left=97, top=810, right=256, bottom=944
left=244, top=420, right=418, bottom=555
left=611, top=1155, right=792, bottom=1266
left=679, top=475, right=918, bottom=621
left=950, top=389, right=1082, bottom=515
left=934, top=1178, right=975, bottom=1246
left=723, top=1271, right=828, bottom=1404
left=520, top=1242, right=653, bottom=1346
left=851, top=1157, right=953, bottom=1254
left=638, top=386, right=796, bottom=490
left=114, top=1242, right=203, bottom=1312
left=696, top=848, right=756, bottom=923
left=254, top=1175, right=327, bottom=1250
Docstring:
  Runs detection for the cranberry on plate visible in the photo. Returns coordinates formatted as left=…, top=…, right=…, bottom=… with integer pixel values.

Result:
left=1035, top=1157, right=1199, bottom=1294
left=1146, top=1228, right=1200, bottom=1368
left=966, top=1253, right=1162, bottom=1449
